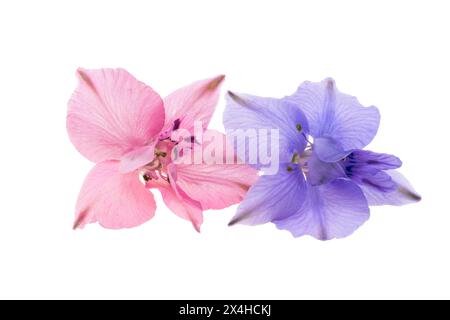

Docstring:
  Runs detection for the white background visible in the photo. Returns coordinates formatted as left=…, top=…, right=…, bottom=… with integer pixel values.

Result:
left=0, top=0, right=448, bottom=299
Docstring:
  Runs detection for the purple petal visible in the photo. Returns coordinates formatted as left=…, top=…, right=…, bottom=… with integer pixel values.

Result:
left=229, top=163, right=307, bottom=226
left=359, top=170, right=421, bottom=206
left=307, top=151, right=346, bottom=186
left=224, top=92, right=309, bottom=168
left=356, top=170, right=397, bottom=192
left=313, top=137, right=348, bottom=163
left=274, top=179, right=370, bottom=240
left=343, top=150, right=402, bottom=192
left=347, top=150, right=402, bottom=170
left=284, top=78, right=380, bottom=162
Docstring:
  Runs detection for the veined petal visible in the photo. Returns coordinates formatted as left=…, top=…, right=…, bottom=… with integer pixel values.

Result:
left=162, top=75, right=225, bottom=134
left=274, top=179, right=369, bottom=240
left=73, top=161, right=156, bottom=229
left=119, top=143, right=156, bottom=173
left=284, top=78, right=380, bottom=162
left=173, top=162, right=258, bottom=211
left=313, top=137, right=348, bottom=164
left=229, top=163, right=307, bottom=226
left=346, top=150, right=402, bottom=171
left=359, top=170, right=421, bottom=206
left=224, top=92, right=309, bottom=167
left=307, top=151, right=346, bottom=186
left=355, top=170, right=397, bottom=192
left=157, top=183, right=203, bottom=232
left=343, top=150, right=402, bottom=192
left=67, top=68, right=164, bottom=163
left=168, top=129, right=258, bottom=210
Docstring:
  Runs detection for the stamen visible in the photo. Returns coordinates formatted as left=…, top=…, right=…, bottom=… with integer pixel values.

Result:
left=155, top=150, right=167, bottom=157
left=291, top=152, right=300, bottom=164
left=139, top=170, right=159, bottom=184
left=286, top=166, right=293, bottom=172
left=296, top=123, right=302, bottom=132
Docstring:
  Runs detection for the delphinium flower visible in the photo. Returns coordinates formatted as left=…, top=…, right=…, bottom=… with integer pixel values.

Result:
left=67, top=68, right=257, bottom=231
left=223, top=78, right=420, bottom=240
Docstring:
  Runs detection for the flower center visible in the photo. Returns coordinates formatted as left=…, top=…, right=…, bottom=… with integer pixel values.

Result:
left=139, top=140, right=176, bottom=186
left=138, top=118, right=196, bottom=187
left=286, top=123, right=313, bottom=173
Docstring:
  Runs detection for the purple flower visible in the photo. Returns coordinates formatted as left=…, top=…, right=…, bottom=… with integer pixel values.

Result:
left=224, top=78, right=420, bottom=240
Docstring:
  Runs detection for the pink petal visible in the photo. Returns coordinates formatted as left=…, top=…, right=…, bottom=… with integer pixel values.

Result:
left=162, top=75, right=225, bottom=134
left=158, top=184, right=203, bottom=232
left=67, top=68, right=165, bottom=163
left=174, top=164, right=257, bottom=210
left=73, top=160, right=156, bottom=229
left=145, top=165, right=203, bottom=231
left=119, top=143, right=156, bottom=173
left=170, top=131, right=259, bottom=210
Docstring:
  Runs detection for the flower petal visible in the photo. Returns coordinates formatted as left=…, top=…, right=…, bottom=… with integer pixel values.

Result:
left=161, top=75, right=225, bottom=134
left=358, top=170, right=421, bottom=206
left=229, top=163, right=306, bottom=226
left=173, top=163, right=258, bottom=211
left=119, top=143, right=156, bottom=173
left=284, top=78, right=380, bottom=162
left=274, top=179, right=370, bottom=240
left=307, top=151, right=346, bottom=186
left=169, top=130, right=258, bottom=211
left=346, top=150, right=402, bottom=171
left=73, top=161, right=156, bottom=229
left=157, top=183, right=203, bottom=232
left=343, top=150, right=402, bottom=192
left=67, top=68, right=165, bottom=163
left=355, top=170, right=397, bottom=192
left=313, top=137, right=348, bottom=165
left=224, top=92, right=309, bottom=168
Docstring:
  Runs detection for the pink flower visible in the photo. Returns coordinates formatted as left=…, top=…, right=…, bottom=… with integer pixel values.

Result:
left=67, top=68, right=257, bottom=231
